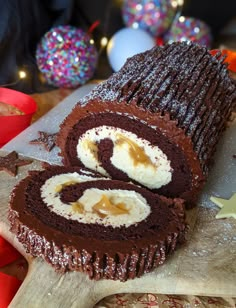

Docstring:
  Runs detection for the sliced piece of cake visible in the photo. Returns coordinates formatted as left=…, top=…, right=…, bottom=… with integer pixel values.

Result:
left=9, top=166, right=186, bottom=281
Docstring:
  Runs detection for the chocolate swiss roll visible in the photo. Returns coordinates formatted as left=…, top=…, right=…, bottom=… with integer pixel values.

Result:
left=57, top=42, right=236, bottom=206
left=9, top=166, right=186, bottom=281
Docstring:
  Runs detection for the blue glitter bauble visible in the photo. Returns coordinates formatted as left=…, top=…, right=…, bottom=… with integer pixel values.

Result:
left=122, top=0, right=177, bottom=37
left=164, top=16, right=212, bottom=48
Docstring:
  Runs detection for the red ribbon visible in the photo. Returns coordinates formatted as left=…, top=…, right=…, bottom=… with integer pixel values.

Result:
left=156, top=37, right=164, bottom=46
left=88, top=20, right=100, bottom=34
left=0, top=88, right=37, bottom=147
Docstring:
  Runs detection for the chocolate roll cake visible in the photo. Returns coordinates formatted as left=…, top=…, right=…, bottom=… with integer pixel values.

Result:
left=57, top=42, right=236, bottom=206
left=9, top=166, right=186, bottom=281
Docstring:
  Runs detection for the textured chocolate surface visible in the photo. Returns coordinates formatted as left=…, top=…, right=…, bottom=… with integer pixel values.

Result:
left=57, top=42, right=236, bottom=205
left=9, top=166, right=186, bottom=281
left=0, top=151, right=32, bottom=176
left=29, top=131, right=57, bottom=152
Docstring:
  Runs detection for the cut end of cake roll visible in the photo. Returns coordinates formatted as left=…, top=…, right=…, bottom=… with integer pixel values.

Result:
left=58, top=42, right=236, bottom=206
left=8, top=166, right=186, bottom=281
left=58, top=100, right=204, bottom=206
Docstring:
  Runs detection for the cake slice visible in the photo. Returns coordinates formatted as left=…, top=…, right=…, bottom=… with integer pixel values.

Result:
left=57, top=42, right=236, bottom=206
left=8, top=166, right=186, bottom=281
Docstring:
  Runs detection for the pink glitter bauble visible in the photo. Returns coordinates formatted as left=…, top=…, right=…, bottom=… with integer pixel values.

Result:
left=36, top=25, right=98, bottom=88
left=122, top=0, right=177, bottom=37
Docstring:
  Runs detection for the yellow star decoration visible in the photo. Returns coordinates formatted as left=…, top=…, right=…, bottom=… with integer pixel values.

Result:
left=210, top=193, right=236, bottom=219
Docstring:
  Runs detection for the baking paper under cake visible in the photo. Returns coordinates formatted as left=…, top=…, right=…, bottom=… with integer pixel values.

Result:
left=57, top=42, right=236, bottom=206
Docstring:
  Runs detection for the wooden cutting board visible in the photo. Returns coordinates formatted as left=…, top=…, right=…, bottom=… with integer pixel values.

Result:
left=1, top=86, right=236, bottom=307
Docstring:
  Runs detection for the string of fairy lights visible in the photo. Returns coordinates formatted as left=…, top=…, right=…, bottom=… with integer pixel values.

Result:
left=1, top=1, right=115, bottom=89
left=1, top=70, right=27, bottom=88
left=2, top=0, right=213, bottom=90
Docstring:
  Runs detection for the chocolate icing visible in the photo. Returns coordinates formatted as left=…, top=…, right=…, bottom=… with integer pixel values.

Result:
left=57, top=42, right=236, bottom=206
left=0, top=151, right=32, bottom=176
left=9, top=166, right=186, bottom=281
left=29, top=131, right=57, bottom=152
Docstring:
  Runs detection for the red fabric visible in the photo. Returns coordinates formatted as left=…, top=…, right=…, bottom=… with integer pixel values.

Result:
left=210, top=49, right=236, bottom=72
left=0, top=236, right=21, bottom=268
left=0, top=272, right=22, bottom=308
left=0, top=236, right=23, bottom=307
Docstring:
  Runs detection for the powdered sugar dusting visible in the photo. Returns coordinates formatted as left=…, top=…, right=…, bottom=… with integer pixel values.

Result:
left=78, top=42, right=236, bottom=174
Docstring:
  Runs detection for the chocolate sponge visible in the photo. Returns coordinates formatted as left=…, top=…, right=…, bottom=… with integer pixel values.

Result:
left=57, top=42, right=236, bottom=206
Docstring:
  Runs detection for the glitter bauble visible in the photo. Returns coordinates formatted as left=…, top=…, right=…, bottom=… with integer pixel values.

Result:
left=122, top=0, right=177, bottom=37
left=36, top=25, right=98, bottom=88
left=107, top=28, right=155, bottom=72
left=164, top=16, right=212, bottom=48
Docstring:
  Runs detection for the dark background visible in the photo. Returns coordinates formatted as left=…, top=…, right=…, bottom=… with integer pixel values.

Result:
left=0, top=0, right=235, bottom=93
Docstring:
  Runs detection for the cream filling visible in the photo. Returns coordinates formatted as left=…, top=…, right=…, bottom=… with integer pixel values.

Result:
left=76, top=126, right=172, bottom=189
left=41, top=173, right=150, bottom=227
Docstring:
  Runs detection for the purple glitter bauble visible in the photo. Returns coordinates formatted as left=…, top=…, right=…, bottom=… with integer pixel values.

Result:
left=36, top=25, right=98, bottom=88
left=164, top=16, right=212, bottom=48
left=122, top=0, right=177, bottom=37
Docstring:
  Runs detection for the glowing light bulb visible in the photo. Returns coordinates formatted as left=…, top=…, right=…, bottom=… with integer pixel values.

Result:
left=19, top=70, right=26, bottom=79
left=171, top=0, right=178, bottom=8
left=100, top=37, right=108, bottom=47
left=90, top=39, right=95, bottom=45
left=136, top=4, right=142, bottom=10
left=171, top=0, right=183, bottom=8
left=132, top=22, right=139, bottom=29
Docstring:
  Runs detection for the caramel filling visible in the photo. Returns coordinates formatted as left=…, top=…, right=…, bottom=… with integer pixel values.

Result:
left=84, top=140, right=98, bottom=160
left=55, top=181, right=78, bottom=193
left=116, top=134, right=155, bottom=168
left=92, top=194, right=130, bottom=218
left=71, top=202, right=84, bottom=214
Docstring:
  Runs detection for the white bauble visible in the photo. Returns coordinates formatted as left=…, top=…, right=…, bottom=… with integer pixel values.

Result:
left=107, top=28, right=155, bottom=72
